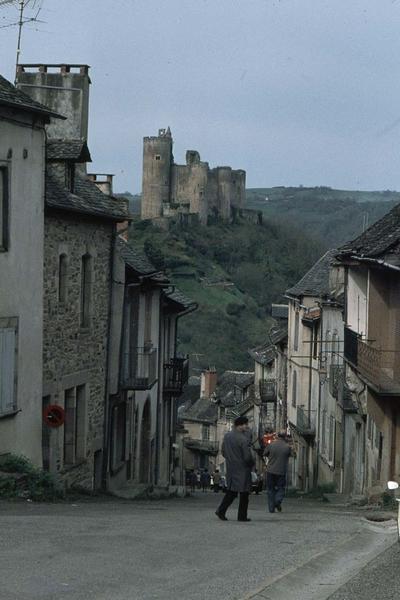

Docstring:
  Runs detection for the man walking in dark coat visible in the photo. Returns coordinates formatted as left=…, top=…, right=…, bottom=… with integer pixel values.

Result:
left=215, top=416, right=255, bottom=522
left=264, top=431, right=293, bottom=513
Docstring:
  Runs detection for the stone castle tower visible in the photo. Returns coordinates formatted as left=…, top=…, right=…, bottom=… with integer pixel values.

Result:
left=141, top=128, right=246, bottom=224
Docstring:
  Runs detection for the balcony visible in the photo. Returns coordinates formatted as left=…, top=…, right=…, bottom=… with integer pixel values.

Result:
left=296, top=406, right=316, bottom=437
left=184, top=438, right=219, bottom=455
left=121, top=347, right=158, bottom=390
left=259, top=380, right=277, bottom=403
left=357, top=340, right=400, bottom=395
left=163, top=356, right=189, bottom=395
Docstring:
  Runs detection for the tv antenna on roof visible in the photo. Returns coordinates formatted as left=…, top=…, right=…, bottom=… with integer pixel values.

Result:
left=0, top=0, right=45, bottom=82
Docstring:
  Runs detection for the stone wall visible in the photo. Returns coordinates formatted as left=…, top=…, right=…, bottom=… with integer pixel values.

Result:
left=43, top=212, right=114, bottom=489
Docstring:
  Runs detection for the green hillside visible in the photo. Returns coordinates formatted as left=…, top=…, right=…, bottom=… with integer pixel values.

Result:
left=246, top=186, right=399, bottom=247
left=129, top=218, right=323, bottom=371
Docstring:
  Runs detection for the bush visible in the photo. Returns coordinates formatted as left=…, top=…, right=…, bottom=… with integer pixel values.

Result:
left=226, top=302, right=245, bottom=316
left=0, top=454, right=64, bottom=502
left=0, top=454, right=34, bottom=474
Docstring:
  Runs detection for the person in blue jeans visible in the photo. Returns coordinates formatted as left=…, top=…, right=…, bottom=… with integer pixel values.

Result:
left=264, top=432, right=294, bottom=513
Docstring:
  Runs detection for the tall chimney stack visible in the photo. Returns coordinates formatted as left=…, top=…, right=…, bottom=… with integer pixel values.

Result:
left=16, top=64, right=91, bottom=141
left=200, top=368, right=217, bottom=400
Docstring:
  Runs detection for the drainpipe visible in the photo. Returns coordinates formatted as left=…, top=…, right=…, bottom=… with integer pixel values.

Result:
left=315, top=301, right=323, bottom=489
left=155, top=289, right=163, bottom=486
left=306, top=320, right=313, bottom=491
left=102, top=226, right=117, bottom=491
left=170, top=300, right=198, bottom=482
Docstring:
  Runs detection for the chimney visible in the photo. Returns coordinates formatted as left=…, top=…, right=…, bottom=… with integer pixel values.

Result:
left=87, top=173, right=130, bottom=241
left=200, top=368, right=217, bottom=400
left=15, top=63, right=91, bottom=141
left=87, top=173, right=113, bottom=196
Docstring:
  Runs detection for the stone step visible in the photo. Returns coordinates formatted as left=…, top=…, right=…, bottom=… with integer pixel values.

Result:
left=111, top=483, right=187, bottom=500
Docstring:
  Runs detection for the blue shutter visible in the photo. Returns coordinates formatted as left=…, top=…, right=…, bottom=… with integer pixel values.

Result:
left=0, top=327, right=16, bottom=414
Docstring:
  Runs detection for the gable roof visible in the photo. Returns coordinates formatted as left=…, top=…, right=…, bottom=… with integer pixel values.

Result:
left=216, top=370, right=254, bottom=406
left=248, top=343, right=276, bottom=366
left=0, top=74, right=63, bottom=119
left=164, top=286, right=197, bottom=312
left=47, top=139, right=92, bottom=162
left=117, top=238, right=169, bottom=282
left=46, top=173, right=129, bottom=222
left=337, top=203, right=400, bottom=261
left=286, top=249, right=337, bottom=299
left=180, top=395, right=218, bottom=424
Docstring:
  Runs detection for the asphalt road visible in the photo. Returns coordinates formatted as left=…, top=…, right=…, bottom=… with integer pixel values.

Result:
left=0, top=492, right=396, bottom=600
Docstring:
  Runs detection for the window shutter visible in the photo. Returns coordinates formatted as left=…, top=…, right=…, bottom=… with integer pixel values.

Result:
left=0, top=327, right=16, bottom=414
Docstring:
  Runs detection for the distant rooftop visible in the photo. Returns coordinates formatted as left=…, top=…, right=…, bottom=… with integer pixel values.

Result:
left=286, top=249, right=337, bottom=299
left=0, top=74, right=63, bottom=119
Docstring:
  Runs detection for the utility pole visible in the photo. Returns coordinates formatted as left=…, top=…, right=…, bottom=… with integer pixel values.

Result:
left=15, top=0, right=25, bottom=81
left=0, top=0, right=44, bottom=83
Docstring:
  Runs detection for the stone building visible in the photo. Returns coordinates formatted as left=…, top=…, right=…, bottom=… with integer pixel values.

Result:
left=249, top=325, right=288, bottom=436
left=285, top=250, right=339, bottom=491
left=16, top=64, right=129, bottom=489
left=106, top=239, right=196, bottom=493
left=0, top=75, right=60, bottom=465
left=141, top=128, right=246, bottom=224
left=337, top=209, right=400, bottom=499
left=179, top=369, right=255, bottom=479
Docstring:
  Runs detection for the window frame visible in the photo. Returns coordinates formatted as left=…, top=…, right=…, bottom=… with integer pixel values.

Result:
left=0, top=164, right=10, bottom=252
left=0, top=317, right=18, bottom=418
left=58, top=252, right=68, bottom=304
left=80, top=253, right=92, bottom=329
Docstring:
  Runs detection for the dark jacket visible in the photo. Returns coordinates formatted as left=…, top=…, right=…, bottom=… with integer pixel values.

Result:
left=264, top=438, right=292, bottom=475
left=222, top=429, right=255, bottom=492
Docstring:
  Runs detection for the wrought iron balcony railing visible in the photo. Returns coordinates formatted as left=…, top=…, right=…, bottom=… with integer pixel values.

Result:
left=259, top=379, right=277, bottom=403
left=184, top=438, right=219, bottom=455
left=357, top=340, right=400, bottom=394
left=163, top=356, right=189, bottom=395
left=296, top=406, right=316, bottom=436
left=121, top=347, right=158, bottom=390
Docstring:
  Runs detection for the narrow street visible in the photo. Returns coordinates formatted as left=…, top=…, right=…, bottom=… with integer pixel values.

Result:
left=0, top=493, right=396, bottom=600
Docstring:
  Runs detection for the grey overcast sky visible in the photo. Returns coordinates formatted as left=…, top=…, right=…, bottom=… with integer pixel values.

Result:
left=1, top=0, right=400, bottom=193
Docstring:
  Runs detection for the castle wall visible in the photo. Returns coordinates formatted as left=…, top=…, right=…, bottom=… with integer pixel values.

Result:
left=216, top=167, right=232, bottom=220
left=232, top=169, right=246, bottom=209
left=141, top=129, right=245, bottom=223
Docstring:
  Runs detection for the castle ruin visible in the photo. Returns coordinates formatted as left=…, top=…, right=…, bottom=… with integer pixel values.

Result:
left=141, top=128, right=246, bottom=224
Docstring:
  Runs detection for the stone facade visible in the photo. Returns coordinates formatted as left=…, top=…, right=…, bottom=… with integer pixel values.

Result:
left=43, top=212, right=114, bottom=489
left=141, top=128, right=246, bottom=224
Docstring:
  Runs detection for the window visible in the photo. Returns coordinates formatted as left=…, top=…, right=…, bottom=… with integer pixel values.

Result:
left=313, top=327, right=319, bottom=360
left=0, top=166, right=9, bottom=251
left=65, top=163, right=75, bottom=192
left=64, top=384, right=87, bottom=466
left=292, top=370, right=297, bottom=408
left=80, top=254, right=92, bottom=328
left=294, top=311, right=299, bottom=351
left=111, top=400, right=127, bottom=470
left=144, top=291, right=153, bottom=348
left=328, top=415, right=335, bottom=463
left=58, top=253, right=68, bottom=303
left=0, top=318, right=17, bottom=416
left=155, top=155, right=161, bottom=161
left=202, top=424, right=210, bottom=441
